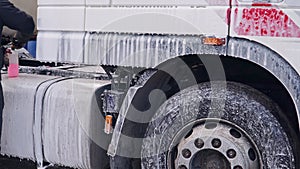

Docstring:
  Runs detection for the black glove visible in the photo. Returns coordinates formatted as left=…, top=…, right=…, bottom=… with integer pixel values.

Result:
left=13, top=32, right=33, bottom=49
left=1, top=35, right=11, bottom=46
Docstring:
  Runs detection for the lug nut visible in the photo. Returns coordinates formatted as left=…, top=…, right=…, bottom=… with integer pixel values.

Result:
left=194, top=138, right=204, bottom=149
left=182, top=149, right=192, bottom=158
left=233, top=165, right=243, bottom=169
left=227, top=149, right=237, bottom=158
left=211, top=138, right=222, bottom=148
left=178, top=165, right=187, bottom=169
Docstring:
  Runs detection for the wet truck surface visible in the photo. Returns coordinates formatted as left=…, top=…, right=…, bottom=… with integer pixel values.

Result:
left=1, top=0, right=300, bottom=168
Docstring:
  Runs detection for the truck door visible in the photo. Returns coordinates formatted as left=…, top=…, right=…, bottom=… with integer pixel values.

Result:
left=230, top=0, right=300, bottom=74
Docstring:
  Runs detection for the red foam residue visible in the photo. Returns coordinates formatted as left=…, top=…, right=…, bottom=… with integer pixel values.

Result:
left=252, top=3, right=272, bottom=7
left=234, top=8, right=300, bottom=37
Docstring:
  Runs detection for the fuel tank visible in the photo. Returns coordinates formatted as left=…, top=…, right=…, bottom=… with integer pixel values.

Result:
left=1, top=69, right=111, bottom=168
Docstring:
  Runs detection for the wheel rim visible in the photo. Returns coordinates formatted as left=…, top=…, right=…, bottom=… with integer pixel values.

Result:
left=169, top=118, right=262, bottom=169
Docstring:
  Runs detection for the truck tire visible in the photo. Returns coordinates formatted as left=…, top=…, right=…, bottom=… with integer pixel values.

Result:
left=141, top=81, right=295, bottom=169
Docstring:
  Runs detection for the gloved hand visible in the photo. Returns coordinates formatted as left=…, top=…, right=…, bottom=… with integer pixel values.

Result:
left=13, top=31, right=33, bottom=49
left=1, top=35, right=11, bottom=46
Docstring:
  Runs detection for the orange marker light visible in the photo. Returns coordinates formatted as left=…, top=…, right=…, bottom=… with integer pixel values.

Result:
left=203, top=37, right=226, bottom=46
left=105, top=115, right=113, bottom=134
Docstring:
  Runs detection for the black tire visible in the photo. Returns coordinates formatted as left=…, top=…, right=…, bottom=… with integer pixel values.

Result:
left=141, top=81, right=295, bottom=169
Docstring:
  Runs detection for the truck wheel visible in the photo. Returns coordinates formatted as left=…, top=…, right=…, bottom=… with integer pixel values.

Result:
left=141, top=81, right=295, bottom=169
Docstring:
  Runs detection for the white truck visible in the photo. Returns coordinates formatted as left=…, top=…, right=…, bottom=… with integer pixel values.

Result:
left=1, top=0, right=299, bottom=169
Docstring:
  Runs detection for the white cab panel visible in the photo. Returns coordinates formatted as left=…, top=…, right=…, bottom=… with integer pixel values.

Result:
left=111, top=0, right=229, bottom=6
left=86, top=0, right=110, bottom=6
left=36, top=31, right=85, bottom=63
left=85, top=7, right=228, bottom=36
left=38, top=7, right=85, bottom=31
left=38, top=0, right=85, bottom=6
left=284, top=0, right=300, bottom=7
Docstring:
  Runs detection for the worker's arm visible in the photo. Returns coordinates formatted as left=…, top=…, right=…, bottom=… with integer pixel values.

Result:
left=0, top=0, right=35, bottom=45
left=0, top=0, right=35, bottom=34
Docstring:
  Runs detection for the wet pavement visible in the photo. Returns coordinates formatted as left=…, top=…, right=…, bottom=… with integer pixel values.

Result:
left=0, top=155, right=71, bottom=169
